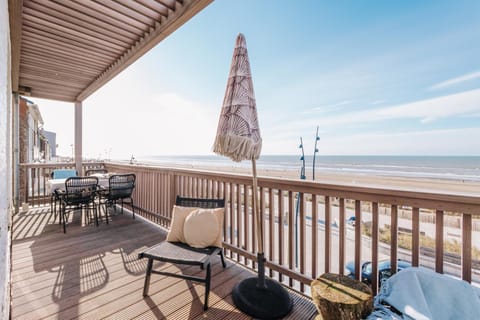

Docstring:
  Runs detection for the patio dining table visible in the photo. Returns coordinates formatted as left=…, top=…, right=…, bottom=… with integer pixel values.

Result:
left=46, top=174, right=110, bottom=194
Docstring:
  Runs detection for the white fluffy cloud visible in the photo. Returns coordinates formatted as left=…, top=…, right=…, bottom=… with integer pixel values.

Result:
left=429, top=71, right=480, bottom=90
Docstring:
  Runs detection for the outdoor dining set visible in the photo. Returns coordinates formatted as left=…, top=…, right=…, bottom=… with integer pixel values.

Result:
left=47, top=168, right=136, bottom=233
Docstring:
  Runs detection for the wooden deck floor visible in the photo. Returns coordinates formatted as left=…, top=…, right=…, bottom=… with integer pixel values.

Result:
left=11, top=207, right=317, bottom=319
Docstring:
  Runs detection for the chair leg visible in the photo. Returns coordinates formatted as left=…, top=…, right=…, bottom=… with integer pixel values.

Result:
left=83, top=206, right=89, bottom=225
left=143, top=258, right=153, bottom=297
left=54, top=198, right=58, bottom=223
left=62, top=204, right=67, bottom=234
left=58, top=201, right=62, bottom=225
left=204, top=263, right=211, bottom=311
left=131, top=197, right=135, bottom=219
left=94, top=203, right=99, bottom=226
left=104, top=201, right=109, bottom=224
left=219, top=250, right=226, bottom=268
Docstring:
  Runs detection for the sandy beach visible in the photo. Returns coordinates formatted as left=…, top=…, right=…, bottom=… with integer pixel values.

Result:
left=152, top=161, right=480, bottom=197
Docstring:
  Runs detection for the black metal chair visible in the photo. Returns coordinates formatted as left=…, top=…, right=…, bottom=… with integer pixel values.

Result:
left=58, top=176, right=99, bottom=233
left=49, top=169, right=78, bottom=222
left=85, top=168, right=108, bottom=176
left=99, top=173, right=136, bottom=222
left=138, top=196, right=226, bottom=311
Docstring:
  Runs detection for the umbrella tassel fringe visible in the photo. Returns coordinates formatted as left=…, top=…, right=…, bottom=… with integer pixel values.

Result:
left=213, top=135, right=262, bottom=162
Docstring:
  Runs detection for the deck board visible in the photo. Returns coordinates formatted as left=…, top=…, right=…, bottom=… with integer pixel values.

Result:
left=11, top=207, right=317, bottom=319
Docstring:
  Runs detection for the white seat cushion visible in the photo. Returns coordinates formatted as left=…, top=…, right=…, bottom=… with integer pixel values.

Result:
left=183, top=208, right=224, bottom=248
left=166, top=205, right=198, bottom=243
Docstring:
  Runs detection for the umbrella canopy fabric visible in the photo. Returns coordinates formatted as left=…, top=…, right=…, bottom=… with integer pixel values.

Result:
left=213, top=33, right=262, bottom=162
left=216, top=33, right=293, bottom=319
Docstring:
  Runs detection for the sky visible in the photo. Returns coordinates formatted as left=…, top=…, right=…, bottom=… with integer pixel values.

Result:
left=36, top=0, right=480, bottom=159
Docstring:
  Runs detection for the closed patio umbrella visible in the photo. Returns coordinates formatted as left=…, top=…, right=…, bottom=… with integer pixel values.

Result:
left=213, top=33, right=292, bottom=320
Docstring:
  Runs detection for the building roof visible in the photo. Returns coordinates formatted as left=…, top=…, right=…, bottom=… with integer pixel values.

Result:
left=27, top=103, right=43, bottom=125
left=9, top=0, right=212, bottom=102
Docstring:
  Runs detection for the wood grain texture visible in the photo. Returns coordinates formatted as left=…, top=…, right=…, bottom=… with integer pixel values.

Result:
left=11, top=207, right=317, bottom=320
left=11, top=0, right=213, bottom=101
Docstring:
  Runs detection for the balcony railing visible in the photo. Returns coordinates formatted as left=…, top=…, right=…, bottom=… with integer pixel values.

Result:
left=19, top=162, right=105, bottom=206
left=22, top=161, right=480, bottom=296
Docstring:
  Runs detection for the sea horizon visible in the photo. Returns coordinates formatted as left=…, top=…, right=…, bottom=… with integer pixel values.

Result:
left=131, top=154, right=480, bottom=182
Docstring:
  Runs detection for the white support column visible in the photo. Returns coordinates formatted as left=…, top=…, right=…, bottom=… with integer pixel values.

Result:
left=0, top=0, right=12, bottom=316
left=74, top=101, right=82, bottom=175
left=13, top=93, right=19, bottom=213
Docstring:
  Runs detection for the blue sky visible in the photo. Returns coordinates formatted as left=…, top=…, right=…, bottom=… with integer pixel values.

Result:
left=37, top=0, right=480, bottom=159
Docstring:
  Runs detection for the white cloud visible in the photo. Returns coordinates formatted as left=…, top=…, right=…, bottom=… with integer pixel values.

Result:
left=318, top=127, right=480, bottom=155
left=310, top=100, right=352, bottom=113
left=283, top=88, right=480, bottom=132
left=357, top=88, right=480, bottom=123
left=429, top=71, right=480, bottom=90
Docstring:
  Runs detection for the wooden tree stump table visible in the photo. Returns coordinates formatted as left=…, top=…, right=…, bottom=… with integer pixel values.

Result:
left=311, top=273, right=373, bottom=320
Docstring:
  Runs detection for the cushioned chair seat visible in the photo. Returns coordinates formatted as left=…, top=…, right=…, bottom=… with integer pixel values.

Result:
left=138, top=196, right=226, bottom=311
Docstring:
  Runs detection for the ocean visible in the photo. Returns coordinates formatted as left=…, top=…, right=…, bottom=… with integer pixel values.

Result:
left=136, top=155, right=480, bottom=182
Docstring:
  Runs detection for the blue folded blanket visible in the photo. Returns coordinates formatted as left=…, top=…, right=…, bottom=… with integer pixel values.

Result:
left=368, top=267, right=480, bottom=320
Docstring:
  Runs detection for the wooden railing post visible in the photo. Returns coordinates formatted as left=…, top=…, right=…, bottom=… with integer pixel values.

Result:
left=390, top=205, right=398, bottom=276
left=412, top=207, right=420, bottom=267
left=338, top=198, right=345, bottom=275
left=169, top=171, right=176, bottom=217
left=371, top=202, right=379, bottom=295
left=354, top=200, right=361, bottom=281
left=324, top=196, right=331, bottom=274
left=436, top=210, right=444, bottom=274
left=462, top=213, right=472, bottom=283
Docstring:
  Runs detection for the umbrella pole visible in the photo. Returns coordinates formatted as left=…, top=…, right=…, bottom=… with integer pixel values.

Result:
left=251, top=157, right=266, bottom=288
left=231, top=157, right=293, bottom=320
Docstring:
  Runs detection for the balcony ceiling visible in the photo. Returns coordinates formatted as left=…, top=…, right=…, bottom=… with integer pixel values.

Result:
left=9, top=0, right=212, bottom=102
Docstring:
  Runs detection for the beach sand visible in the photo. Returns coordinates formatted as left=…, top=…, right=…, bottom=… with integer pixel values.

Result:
left=163, top=162, right=480, bottom=197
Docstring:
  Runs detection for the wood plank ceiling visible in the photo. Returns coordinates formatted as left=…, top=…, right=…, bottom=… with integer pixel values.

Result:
left=9, top=0, right=213, bottom=102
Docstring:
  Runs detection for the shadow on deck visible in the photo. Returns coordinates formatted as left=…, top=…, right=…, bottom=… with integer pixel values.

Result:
left=11, top=207, right=317, bottom=319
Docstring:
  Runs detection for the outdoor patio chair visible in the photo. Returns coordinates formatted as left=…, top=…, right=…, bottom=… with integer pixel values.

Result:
left=50, top=169, right=77, bottom=221
left=57, top=176, right=99, bottom=233
left=85, top=168, right=108, bottom=176
left=138, top=196, right=226, bottom=311
left=98, top=173, right=136, bottom=223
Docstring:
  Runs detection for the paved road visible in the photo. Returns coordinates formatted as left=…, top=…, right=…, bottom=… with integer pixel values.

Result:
left=256, top=200, right=480, bottom=285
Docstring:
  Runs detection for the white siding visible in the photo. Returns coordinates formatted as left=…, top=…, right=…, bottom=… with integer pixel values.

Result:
left=0, top=0, right=12, bottom=318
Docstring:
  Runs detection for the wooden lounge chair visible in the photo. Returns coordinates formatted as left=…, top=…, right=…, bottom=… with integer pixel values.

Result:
left=138, top=196, right=226, bottom=310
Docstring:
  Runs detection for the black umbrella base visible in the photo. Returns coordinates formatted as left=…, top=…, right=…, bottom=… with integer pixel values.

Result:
left=232, top=277, right=293, bottom=320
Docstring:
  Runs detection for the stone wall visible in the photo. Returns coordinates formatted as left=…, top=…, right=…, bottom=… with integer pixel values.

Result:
left=0, top=0, right=12, bottom=318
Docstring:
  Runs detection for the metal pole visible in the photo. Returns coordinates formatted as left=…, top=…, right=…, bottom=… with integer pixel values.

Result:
left=295, top=137, right=306, bottom=267
left=312, top=125, right=320, bottom=180
left=251, top=157, right=266, bottom=288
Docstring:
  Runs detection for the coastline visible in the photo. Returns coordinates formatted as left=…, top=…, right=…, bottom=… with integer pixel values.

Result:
left=135, top=160, right=480, bottom=197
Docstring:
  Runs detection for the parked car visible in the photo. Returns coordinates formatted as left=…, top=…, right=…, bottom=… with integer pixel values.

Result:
left=345, top=259, right=412, bottom=286
left=346, top=216, right=356, bottom=226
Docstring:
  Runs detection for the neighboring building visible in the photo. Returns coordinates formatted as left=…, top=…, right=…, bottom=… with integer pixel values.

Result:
left=41, top=129, right=56, bottom=160
left=18, top=97, right=56, bottom=206
left=18, top=97, right=57, bottom=162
